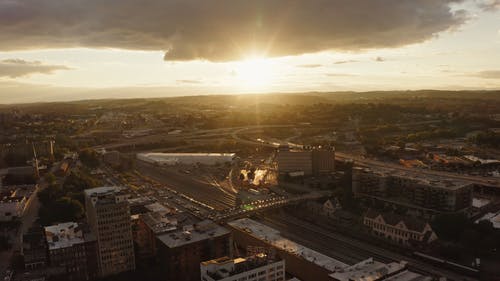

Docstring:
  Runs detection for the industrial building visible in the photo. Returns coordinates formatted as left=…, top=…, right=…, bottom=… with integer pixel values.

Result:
left=137, top=152, right=236, bottom=166
left=84, top=186, right=135, bottom=277
left=276, top=146, right=335, bottom=177
left=329, top=258, right=431, bottom=281
left=201, top=254, right=285, bottom=281
left=352, top=167, right=473, bottom=218
left=44, top=222, right=98, bottom=280
left=228, top=218, right=347, bottom=281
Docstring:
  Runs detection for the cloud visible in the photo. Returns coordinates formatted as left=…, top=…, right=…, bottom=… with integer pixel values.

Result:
left=0, top=59, right=71, bottom=78
left=474, top=70, right=500, bottom=79
left=374, top=57, right=386, bottom=62
left=334, top=60, right=359, bottom=65
left=296, top=64, right=323, bottom=68
left=325, top=73, right=357, bottom=77
left=176, top=79, right=202, bottom=84
left=476, top=0, right=500, bottom=11
left=0, top=0, right=467, bottom=61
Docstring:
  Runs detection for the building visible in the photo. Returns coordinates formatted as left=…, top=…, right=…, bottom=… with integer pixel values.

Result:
left=276, top=146, right=335, bottom=177
left=137, top=152, right=235, bottom=166
left=0, top=196, right=26, bottom=221
left=156, top=219, right=232, bottom=281
left=133, top=206, right=180, bottom=259
left=228, top=218, right=347, bottom=281
left=201, top=254, right=285, bottom=281
left=352, top=167, right=473, bottom=218
left=44, top=222, right=98, bottom=280
left=329, top=258, right=431, bottom=281
left=363, top=211, right=438, bottom=245
left=22, top=225, right=48, bottom=270
left=84, top=186, right=135, bottom=277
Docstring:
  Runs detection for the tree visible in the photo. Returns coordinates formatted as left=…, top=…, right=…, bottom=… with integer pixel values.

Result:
left=432, top=213, right=470, bottom=241
left=79, top=149, right=100, bottom=168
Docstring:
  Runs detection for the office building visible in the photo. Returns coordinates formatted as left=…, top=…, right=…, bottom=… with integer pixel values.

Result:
left=84, top=186, right=135, bottom=277
left=156, top=219, right=232, bottom=281
left=276, top=146, right=335, bottom=177
left=201, top=254, right=285, bottom=281
left=44, top=222, right=98, bottom=280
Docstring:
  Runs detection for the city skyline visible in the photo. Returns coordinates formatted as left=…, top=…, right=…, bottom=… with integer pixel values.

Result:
left=0, top=0, right=499, bottom=103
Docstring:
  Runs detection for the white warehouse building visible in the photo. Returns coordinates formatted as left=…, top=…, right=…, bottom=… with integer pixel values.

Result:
left=137, top=152, right=236, bottom=166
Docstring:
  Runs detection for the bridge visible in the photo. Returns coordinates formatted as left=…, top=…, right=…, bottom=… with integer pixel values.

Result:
left=210, top=191, right=330, bottom=223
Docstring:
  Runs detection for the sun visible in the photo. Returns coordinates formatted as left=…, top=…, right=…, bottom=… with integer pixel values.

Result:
left=234, top=57, right=275, bottom=90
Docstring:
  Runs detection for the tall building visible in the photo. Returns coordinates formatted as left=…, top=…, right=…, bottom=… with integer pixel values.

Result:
left=84, top=187, right=135, bottom=277
left=201, top=254, right=285, bottom=281
left=44, top=222, right=98, bottom=281
left=276, top=146, right=335, bottom=177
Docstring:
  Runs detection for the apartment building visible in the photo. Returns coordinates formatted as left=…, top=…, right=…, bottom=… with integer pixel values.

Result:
left=352, top=167, right=473, bottom=218
left=84, top=186, right=135, bottom=277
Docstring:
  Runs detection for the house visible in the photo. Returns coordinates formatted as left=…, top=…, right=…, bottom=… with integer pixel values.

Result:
left=363, top=210, right=438, bottom=246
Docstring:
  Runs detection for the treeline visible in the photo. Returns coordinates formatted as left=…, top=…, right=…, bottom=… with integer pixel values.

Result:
left=432, top=214, right=500, bottom=259
left=470, top=131, right=500, bottom=148
left=38, top=170, right=100, bottom=225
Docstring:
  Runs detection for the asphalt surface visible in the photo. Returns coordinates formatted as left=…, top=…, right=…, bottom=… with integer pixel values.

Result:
left=136, top=160, right=237, bottom=210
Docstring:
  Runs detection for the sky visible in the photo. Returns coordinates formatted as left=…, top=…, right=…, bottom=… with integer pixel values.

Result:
left=0, top=0, right=499, bottom=103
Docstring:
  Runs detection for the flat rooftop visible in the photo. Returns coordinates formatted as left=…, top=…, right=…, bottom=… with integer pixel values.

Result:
left=228, top=218, right=348, bottom=273
left=139, top=152, right=235, bottom=157
left=329, top=258, right=406, bottom=281
left=45, top=222, right=84, bottom=250
left=84, top=186, right=124, bottom=196
left=353, top=167, right=472, bottom=190
left=157, top=219, right=230, bottom=248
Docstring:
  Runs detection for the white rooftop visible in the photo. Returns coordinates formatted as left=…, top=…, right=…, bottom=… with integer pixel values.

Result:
left=84, top=186, right=123, bottom=196
left=228, top=218, right=348, bottom=273
left=157, top=220, right=230, bottom=248
left=329, top=258, right=406, bottom=281
left=385, top=270, right=432, bottom=281
left=44, top=222, right=84, bottom=250
left=476, top=211, right=500, bottom=229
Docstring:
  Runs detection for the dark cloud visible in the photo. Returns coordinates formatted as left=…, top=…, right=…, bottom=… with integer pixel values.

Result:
left=475, top=70, right=500, bottom=79
left=374, top=57, right=386, bottom=62
left=334, top=60, right=359, bottom=65
left=296, top=64, right=323, bottom=68
left=0, top=59, right=71, bottom=78
left=0, top=0, right=467, bottom=61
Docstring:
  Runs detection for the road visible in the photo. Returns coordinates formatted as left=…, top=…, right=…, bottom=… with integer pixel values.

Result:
left=135, top=160, right=237, bottom=210
left=259, top=213, right=477, bottom=281
left=230, top=126, right=500, bottom=188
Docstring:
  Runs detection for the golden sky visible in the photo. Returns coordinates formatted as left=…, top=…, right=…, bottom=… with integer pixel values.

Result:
left=0, top=0, right=499, bottom=103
